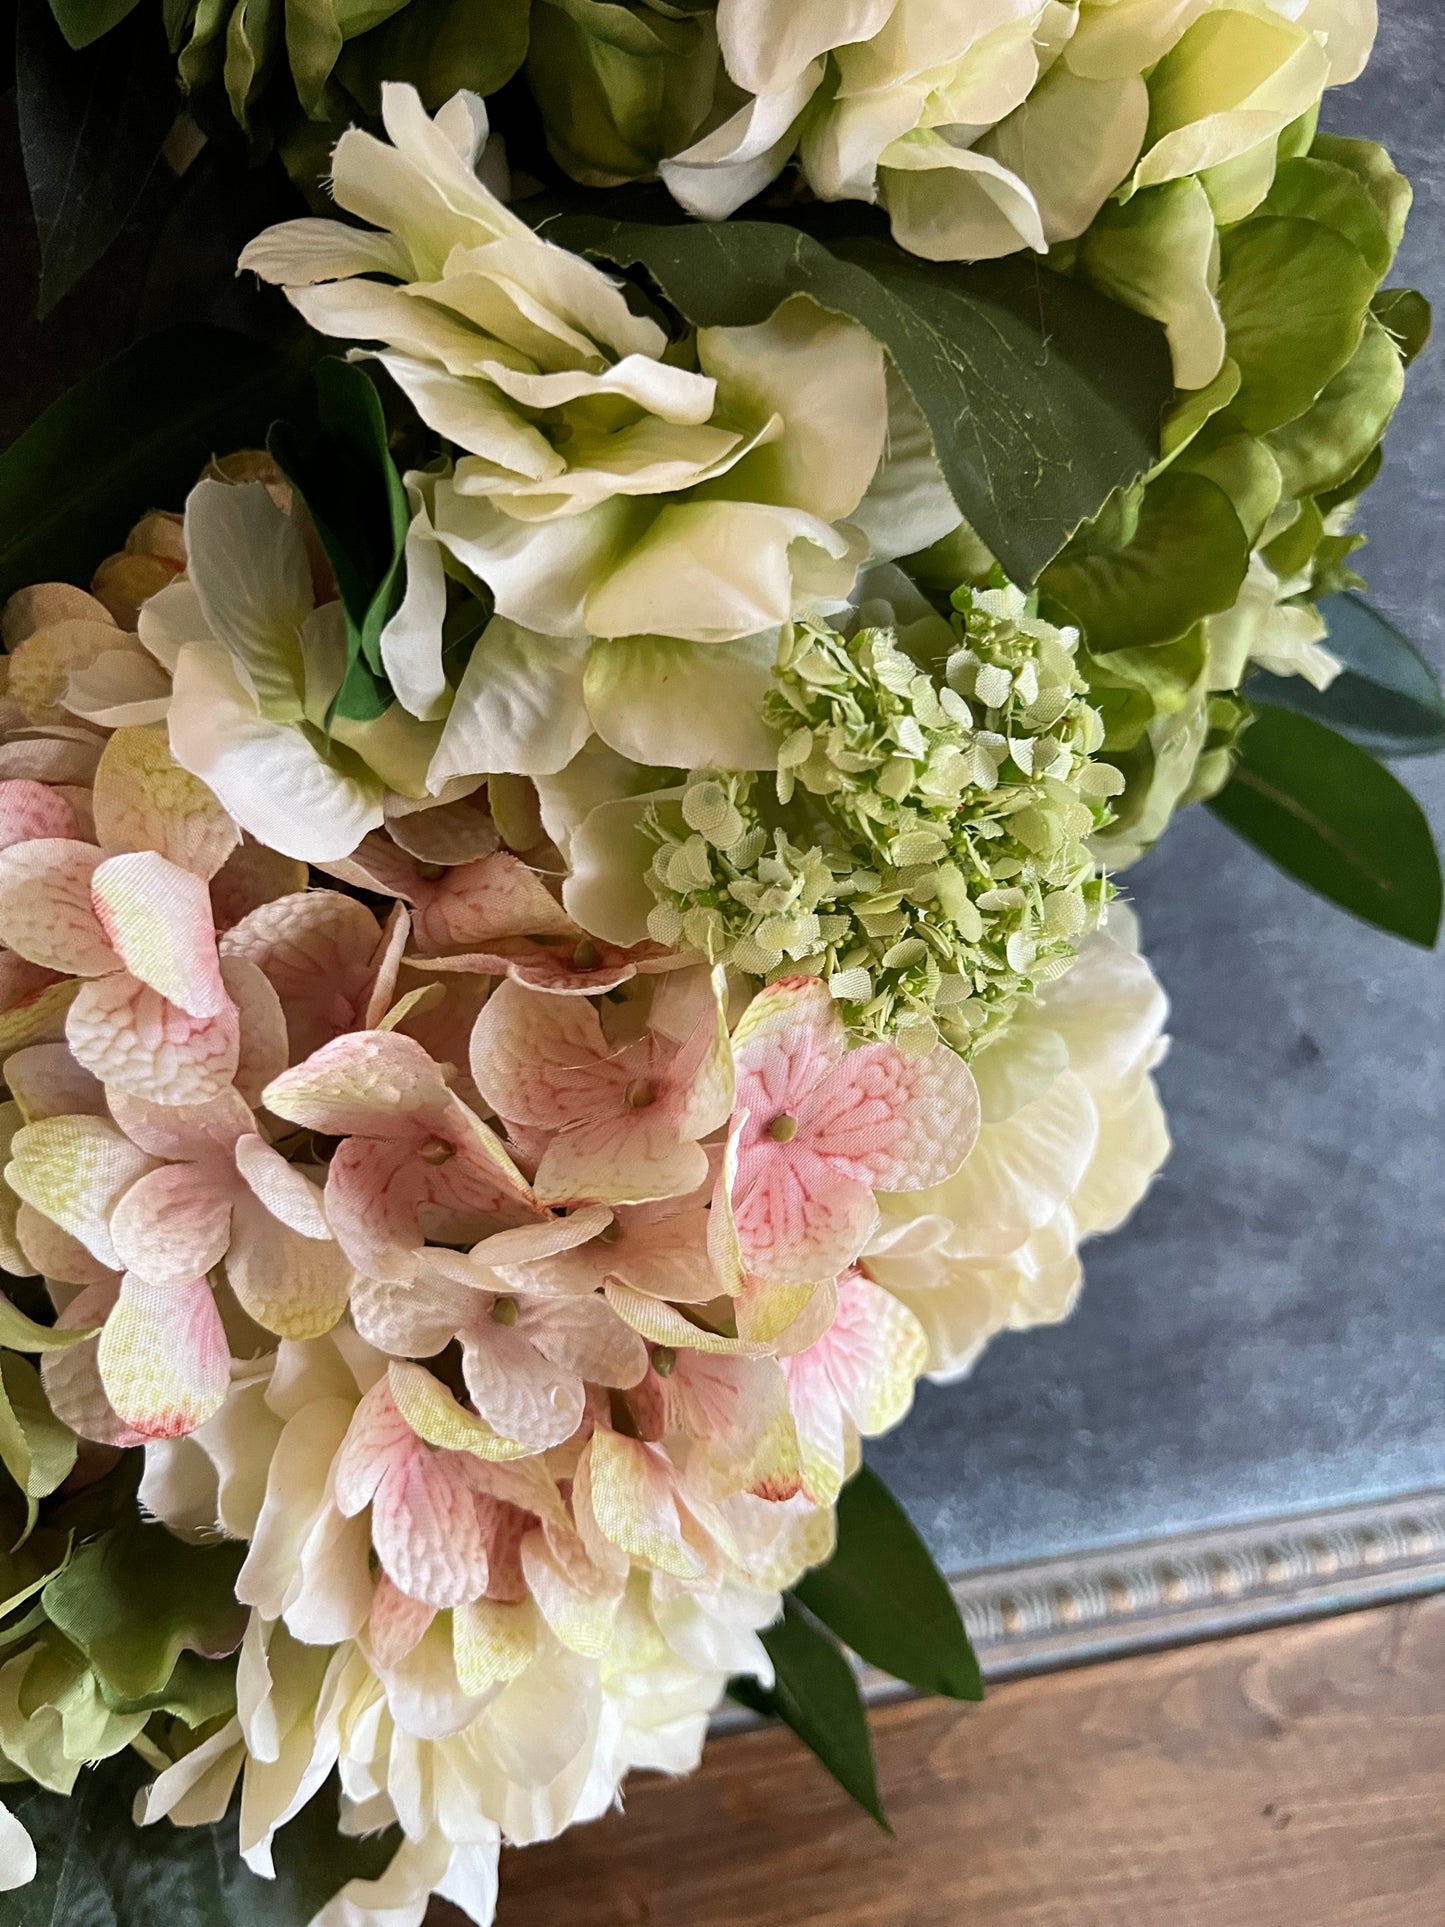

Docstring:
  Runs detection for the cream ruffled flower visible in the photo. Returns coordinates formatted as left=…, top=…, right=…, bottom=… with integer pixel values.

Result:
left=662, top=0, right=1375, bottom=263
left=864, top=905, right=1170, bottom=1377
left=237, top=84, right=939, bottom=784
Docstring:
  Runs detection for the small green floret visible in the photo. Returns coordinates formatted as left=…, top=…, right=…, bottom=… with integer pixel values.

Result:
left=644, top=587, right=1123, bottom=1053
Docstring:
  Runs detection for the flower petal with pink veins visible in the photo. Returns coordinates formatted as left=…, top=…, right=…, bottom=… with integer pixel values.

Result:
left=731, top=976, right=845, bottom=1102
left=0, top=839, right=113, bottom=975
left=384, top=791, right=499, bottom=868
left=41, top=1279, right=146, bottom=1448
left=218, top=955, right=289, bottom=1106
left=732, top=1146, right=877, bottom=1286
left=15, top=1202, right=114, bottom=1286
left=419, top=935, right=684, bottom=996
left=667, top=972, right=735, bottom=1142
left=800, top=1270, right=927, bottom=1438
left=458, top=1321, right=586, bottom=1453
left=368, top=1573, right=436, bottom=1669
left=585, top=1430, right=705, bottom=1581
left=221, top=891, right=384, bottom=1061
left=520, top=1526, right=622, bottom=1659
left=466, top=1205, right=613, bottom=1272
left=360, top=905, right=410, bottom=1029
left=388, top=1359, right=535, bottom=1463
left=5, top=1113, right=156, bottom=1269
left=522, top=1294, right=657, bottom=1389
left=409, top=853, right=575, bottom=955
left=233, top=1135, right=330, bottom=1238
left=225, top=1192, right=353, bottom=1338
left=372, top=1447, right=492, bottom=1608
left=0, top=781, right=78, bottom=851
left=468, top=980, right=616, bottom=1130
left=495, top=1206, right=718, bottom=1303
left=534, top=1109, right=711, bottom=1210
left=263, top=1029, right=456, bottom=1139
left=90, top=852, right=229, bottom=1018
left=66, top=973, right=240, bottom=1105
left=109, top=1161, right=236, bottom=1287
left=779, top=1353, right=849, bottom=1505
left=91, top=726, right=241, bottom=880
left=799, top=1041, right=980, bottom=1192
left=98, top=1274, right=230, bottom=1438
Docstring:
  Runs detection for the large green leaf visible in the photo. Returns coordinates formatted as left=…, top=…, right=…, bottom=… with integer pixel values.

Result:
left=18, top=0, right=179, bottom=315
left=540, top=209, right=1174, bottom=587
left=1248, top=596, right=1445, bottom=759
left=41, top=1522, right=247, bottom=1701
left=730, top=1597, right=888, bottom=1830
left=44, top=0, right=141, bottom=49
left=0, top=324, right=311, bottom=604
left=1208, top=703, right=1442, bottom=947
left=793, top=1466, right=982, bottom=1703
left=269, top=359, right=408, bottom=722
left=0, top=1755, right=400, bottom=1927
left=336, top=0, right=530, bottom=112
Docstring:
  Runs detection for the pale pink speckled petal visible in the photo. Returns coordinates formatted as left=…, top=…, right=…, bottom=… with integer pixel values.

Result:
left=40, top=1278, right=145, bottom=1449
left=801, top=1041, right=980, bottom=1192
left=520, top=1525, right=622, bottom=1659
left=222, top=891, right=383, bottom=1061
left=730, top=975, right=844, bottom=1102
left=733, top=1145, right=876, bottom=1285
left=90, top=852, right=229, bottom=1018
left=0, top=781, right=78, bottom=852
left=778, top=1348, right=848, bottom=1506
left=452, top=1596, right=535, bottom=1695
left=800, top=1269, right=926, bottom=1439
left=367, top=1572, right=436, bottom=1668
left=332, top=1378, right=414, bottom=1518
left=16, top=1201, right=115, bottom=1286
left=534, top=1113, right=710, bottom=1210
left=225, top=1191, right=352, bottom=1339
left=664, top=967, right=734, bottom=1143
left=584, top=1429, right=704, bottom=1582
left=372, top=1447, right=491, bottom=1608
left=468, top=979, right=615, bottom=1131
left=98, top=1273, right=230, bottom=1439
left=459, top=1323, right=586, bottom=1453
left=0, top=839, right=113, bottom=975
left=109, top=1162, right=236, bottom=1287
left=233, top=1135, right=330, bottom=1238
left=324, top=1138, right=427, bottom=1283
left=5, top=1113, right=156, bottom=1269
left=263, top=1029, right=454, bottom=1140
left=523, top=1294, right=648, bottom=1388
left=67, top=973, right=240, bottom=1105
left=107, top=1087, right=252, bottom=1161
left=91, top=726, right=240, bottom=880
left=467, top=1205, right=612, bottom=1273
left=360, top=905, right=410, bottom=1029
left=208, top=840, right=309, bottom=933
left=411, top=852, right=575, bottom=954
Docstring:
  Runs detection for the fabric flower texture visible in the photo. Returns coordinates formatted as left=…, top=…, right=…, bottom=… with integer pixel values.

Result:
left=656, top=0, right=1376, bottom=262
left=236, top=84, right=960, bottom=775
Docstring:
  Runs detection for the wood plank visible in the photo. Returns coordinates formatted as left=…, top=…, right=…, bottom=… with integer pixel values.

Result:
left=485, top=1595, right=1445, bottom=1927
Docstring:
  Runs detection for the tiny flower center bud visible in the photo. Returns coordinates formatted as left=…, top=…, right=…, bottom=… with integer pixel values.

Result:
left=572, top=939, right=600, bottom=969
left=625, top=1079, right=656, bottom=1109
left=490, top=1296, right=519, bottom=1327
left=652, top=1345, right=676, bottom=1378
left=417, top=1136, right=455, bottom=1165
left=416, top=861, right=446, bottom=880
left=768, top=1113, right=799, bottom=1143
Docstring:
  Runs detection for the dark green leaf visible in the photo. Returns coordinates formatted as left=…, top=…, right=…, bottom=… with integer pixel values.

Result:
left=730, top=1597, right=889, bottom=1830
left=268, top=359, right=409, bottom=721
left=539, top=210, right=1173, bottom=586
left=337, top=0, right=530, bottom=114
left=44, top=0, right=141, bottom=48
left=0, top=1753, right=400, bottom=1927
left=0, top=324, right=311, bottom=604
left=1248, top=594, right=1445, bottom=758
left=1208, top=703, right=1442, bottom=947
left=794, top=1466, right=982, bottom=1702
left=0, top=1355, right=77, bottom=1534
left=42, top=1521, right=247, bottom=1701
left=18, top=0, right=180, bottom=314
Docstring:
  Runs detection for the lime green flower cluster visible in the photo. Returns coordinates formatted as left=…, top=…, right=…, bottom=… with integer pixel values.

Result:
left=644, top=591, right=1121, bottom=1053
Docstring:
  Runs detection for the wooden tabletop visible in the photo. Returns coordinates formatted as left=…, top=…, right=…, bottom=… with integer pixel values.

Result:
left=480, top=1594, right=1445, bottom=1927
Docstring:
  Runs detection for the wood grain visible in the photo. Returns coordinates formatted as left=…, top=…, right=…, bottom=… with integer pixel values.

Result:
left=485, top=1596, right=1445, bottom=1927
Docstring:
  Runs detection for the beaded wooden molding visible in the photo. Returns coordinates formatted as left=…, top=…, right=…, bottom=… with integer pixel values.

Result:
left=913, top=1487, right=1445, bottom=1688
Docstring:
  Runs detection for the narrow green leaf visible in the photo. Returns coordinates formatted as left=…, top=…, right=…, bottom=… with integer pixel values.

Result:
left=19, top=0, right=179, bottom=313
left=41, top=1521, right=247, bottom=1701
left=538, top=207, right=1173, bottom=587
left=0, top=1355, right=77, bottom=1533
left=44, top=0, right=141, bottom=49
left=0, top=1293, right=95, bottom=1354
left=1248, top=595, right=1445, bottom=758
left=0, top=1754, right=400, bottom=1927
left=731, top=1598, right=889, bottom=1830
left=268, top=359, right=409, bottom=721
left=794, top=1466, right=982, bottom=1702
left=1208, top=703, right=1443, bottom=947
left=0, top=324, right=312, bottom=603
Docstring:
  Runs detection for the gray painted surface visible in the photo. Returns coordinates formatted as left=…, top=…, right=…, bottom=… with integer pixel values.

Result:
left=873, top=3, right=1445, bottom=1571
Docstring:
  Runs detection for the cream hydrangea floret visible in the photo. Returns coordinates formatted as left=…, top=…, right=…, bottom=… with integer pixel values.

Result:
left=237, top=85, right=954, bottom=779
left=661, top=0, right=1376, bottom=265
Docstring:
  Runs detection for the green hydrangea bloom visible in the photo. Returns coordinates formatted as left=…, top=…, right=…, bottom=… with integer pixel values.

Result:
left=644, top=589, right=1122, bottom=1054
